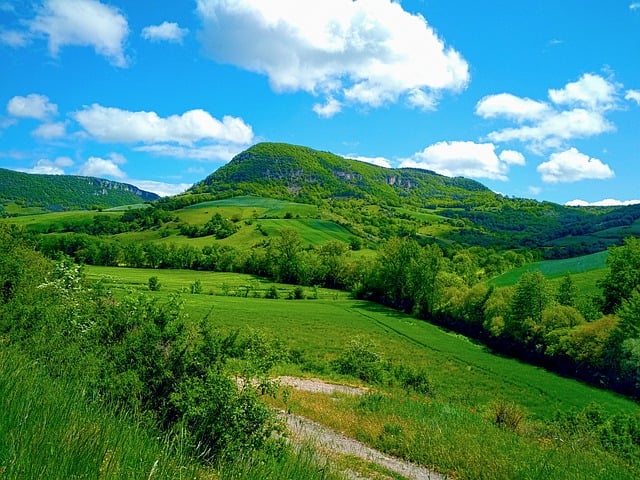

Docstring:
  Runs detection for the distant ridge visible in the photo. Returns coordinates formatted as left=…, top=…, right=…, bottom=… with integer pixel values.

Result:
left=190, top=142, right=493, bottom=207
left=0, top=168, right=159, bottom=213
left=182, top=142, right=640, bottom=256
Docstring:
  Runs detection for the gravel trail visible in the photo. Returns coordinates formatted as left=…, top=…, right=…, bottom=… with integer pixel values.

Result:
left=277, top=377, right=447, bottom=480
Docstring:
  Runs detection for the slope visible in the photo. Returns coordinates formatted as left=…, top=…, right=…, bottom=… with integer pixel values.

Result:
left=0, top=168, right=159, bottom=214
left=181, top=142, right=640, bottom=255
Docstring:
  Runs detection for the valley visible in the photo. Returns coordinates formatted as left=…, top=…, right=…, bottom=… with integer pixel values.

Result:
left=2, top=142, right=640, bottom=479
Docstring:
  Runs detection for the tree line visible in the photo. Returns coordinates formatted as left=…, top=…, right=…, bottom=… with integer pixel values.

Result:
left=25, top=225, right=640, bottom=398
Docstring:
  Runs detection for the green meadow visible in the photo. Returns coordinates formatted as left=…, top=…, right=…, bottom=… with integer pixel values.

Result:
left=86, top=265, right=635, bottom=419
left=85, top=265, right=640, bottom=479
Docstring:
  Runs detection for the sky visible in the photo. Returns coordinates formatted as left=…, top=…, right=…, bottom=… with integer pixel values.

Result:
left=0, top=0, right=639, bottom=205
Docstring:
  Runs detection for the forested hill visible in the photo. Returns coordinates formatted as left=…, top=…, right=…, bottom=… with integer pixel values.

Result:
left=190, top=142, right=494, bottom=207
left=183, top=142, right=640, bottom=256
left=0, top=168, right=159, bottom=213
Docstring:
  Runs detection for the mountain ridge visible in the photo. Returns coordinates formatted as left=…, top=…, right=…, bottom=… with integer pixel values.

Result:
left=0, top=168, right=159, bottom=213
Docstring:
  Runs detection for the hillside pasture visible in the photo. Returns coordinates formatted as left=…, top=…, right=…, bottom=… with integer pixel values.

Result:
left=489, top=251, right=608, bottom=292
left=85, top=265, right=636, bottom=420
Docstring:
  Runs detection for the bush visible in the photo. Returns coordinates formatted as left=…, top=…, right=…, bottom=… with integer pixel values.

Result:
left=394, top=365, right=433, bottom=395
left=333, top=337, right=387, bottom=384
left=148, top=276, right=161, bottom=291
left=190, top=279, right=202, bottom=294
left=288, top=286, right=305, bottom=300
left=264, top=285, right=280, bottom=299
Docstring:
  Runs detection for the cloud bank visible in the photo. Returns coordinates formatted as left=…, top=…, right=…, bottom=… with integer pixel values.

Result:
left=196, top=0, right=469, bottom=116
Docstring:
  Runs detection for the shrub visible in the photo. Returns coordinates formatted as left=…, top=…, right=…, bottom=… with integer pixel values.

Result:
left=190, top=279, right=202, bottom=294
left=333, top=336, right=387, bottom=384
left=264, top=285, right=280, bottom=299
left=148, top=276, right=160, bottom=291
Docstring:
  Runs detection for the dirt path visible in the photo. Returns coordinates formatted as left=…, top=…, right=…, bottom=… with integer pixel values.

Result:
left=277, top=377, right=446, bottom=480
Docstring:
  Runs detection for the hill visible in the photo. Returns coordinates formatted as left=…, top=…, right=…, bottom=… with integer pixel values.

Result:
left=182, top=142, right=640, bottom=256
left=0, top=168, right=159, bottom=214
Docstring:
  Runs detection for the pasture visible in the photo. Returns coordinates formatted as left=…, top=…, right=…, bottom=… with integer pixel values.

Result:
left=85, top=265, right=636, bottom=419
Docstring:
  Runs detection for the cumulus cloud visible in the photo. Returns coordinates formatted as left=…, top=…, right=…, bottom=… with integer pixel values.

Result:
left=476, top=93, right=550, bottom=122
left=19, top=156, right=73, bottom=175
left=313, top=97, right=343, bottom=118
left=77, top=153, right=127, bottom=179
left=73, top=104, right=254, bottom=146
left=537, top=148, right=614, bottom=183
left=32, top=121, right=67, bottom=139
left=626, top=89, right=640, bottom=105
left=476, top=74, right=620, bottom=153
left=548, top=73, right=619, bottom=111
left=499, top=150, right=526, bottom=165
left=196, top=0, right=469, bottom=115
left=130, top=180, right=192, bottom=197
left=141, top=21, right=188, bottom=43
left=7, top=94, right=58, bottom=120
left=346, top=154, right=392, bottom=169
left=399, top=141, right=524, bottom=181
left=30, top=0, right=129, bottom=67
left=631, top=3, right=640, bottom=11
left=135, top=144, right=245, bottom=162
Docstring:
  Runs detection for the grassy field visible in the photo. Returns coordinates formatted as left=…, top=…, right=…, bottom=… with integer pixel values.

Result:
left=85, top=265, right=640, bottom=479
left=86, top=265, right=635, bottom=419
left=489, top=251, right=608, bottom=292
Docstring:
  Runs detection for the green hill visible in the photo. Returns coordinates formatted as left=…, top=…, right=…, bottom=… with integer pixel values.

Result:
left=0, top=168, right=159, bottom=214
left=181, top=142, right=640, bottom=255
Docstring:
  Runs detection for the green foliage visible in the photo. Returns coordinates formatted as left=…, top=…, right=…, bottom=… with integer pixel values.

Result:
left=148, top=275, right=161, bottom=291
left=0, top=167, right=158, bottom=212
left=333, top=336, right=388, bottom=384
left=599, top=237, right=640, bottom=313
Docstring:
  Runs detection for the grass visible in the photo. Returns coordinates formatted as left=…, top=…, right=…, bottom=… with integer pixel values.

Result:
left=273, top=390, right=635, bottom=480
left=489, top=251, right=608, bottom=289
left=86, top=266, right=636, bottom=420
left=0, top=347, right=205, bottom=480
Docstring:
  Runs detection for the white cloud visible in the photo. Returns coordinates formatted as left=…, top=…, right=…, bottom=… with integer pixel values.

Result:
left=19, top=156, right=73, bottom=175
left=141, top=21, right=188, bottom=43
left=566, top=198, right=640, bottom=207
left=478, top=74, right=621, bottom=153
left=626, top=89, right=640, bottom=105
left=487, top=108, right=614, bottom=151
left=0, top=29, right=29, bottom=47
left=537, top=147, right=614, bottom=183
left=476, top=93, right=550, bottom=122
left=30, top=0, right=129, bottom=67
left=77, top=154, right=127, bottom=179
left=196, top=0, right=469, bottom=115
left=399, top=141, right=523, bottom=181
left=32, top=121, right=67, bottom=139
left=135, top=144, right=245, bottom=162
left=7, top=94, right=58, bottom=120
left=130, top=180, right=192, bottom=197
left=548, top=73, right=619, bottom=111
left=499, top=150, right=526, bottom=165
left=630, top=3, right=640, bottom=11
left=346, top=154, right=392, bottom=169
left=528, top=186, right=542, bottom=196
left=313, top=97, right=343, bottom=118
left=73, top=104, right=254, bottom=146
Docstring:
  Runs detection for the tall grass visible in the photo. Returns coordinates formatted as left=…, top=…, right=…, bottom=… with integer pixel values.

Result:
left=278, top=390, right=637, bottom=480
left=0, top=347, right=203, bottom=480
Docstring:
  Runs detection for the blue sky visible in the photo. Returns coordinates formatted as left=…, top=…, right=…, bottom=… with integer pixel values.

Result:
left=1, top=0, right=639, bottom=205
